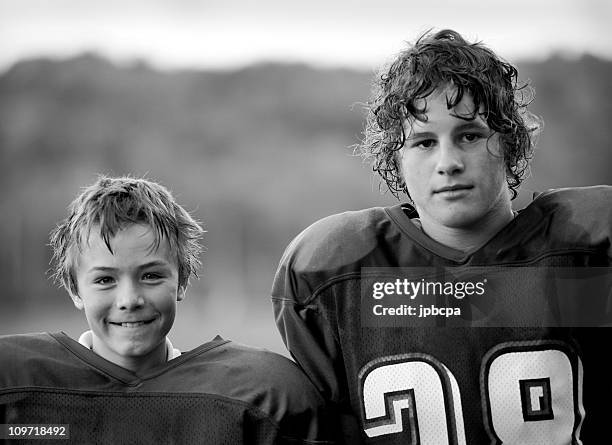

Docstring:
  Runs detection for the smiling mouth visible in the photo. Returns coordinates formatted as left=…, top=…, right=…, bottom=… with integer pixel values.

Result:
left=109, top=319, right=156, bottom=328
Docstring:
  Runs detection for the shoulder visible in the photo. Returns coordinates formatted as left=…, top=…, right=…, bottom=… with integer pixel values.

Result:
left=531, top=186, right=612, bottom=234
left=193, top=340, right=336, bottom=442
left=0, top=332, right=60, bottom=360
left=210, top=341, right=326, bottom=403
left=532, top=185, right=612, bottom=217
left=272, top=205, right=421, bottom=305
left=0, top=332, right=73, bottom=388
left=516, top=186, right=612, bottom=256
left=278, top=206, right=398, bottom=274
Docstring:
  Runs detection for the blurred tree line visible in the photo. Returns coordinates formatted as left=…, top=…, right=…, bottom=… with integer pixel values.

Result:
left=0, top=53, right=610, bottom=349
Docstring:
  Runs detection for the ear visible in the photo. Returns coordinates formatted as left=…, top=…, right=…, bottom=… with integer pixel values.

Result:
left=177, top=286, right=186, bottom=302
left=70, top=292, right=84, bottom=310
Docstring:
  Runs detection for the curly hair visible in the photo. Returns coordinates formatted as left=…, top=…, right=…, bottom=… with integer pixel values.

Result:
left=49, top=175, right=204, bottom=296
left=358, top=29, right=542, bottom=200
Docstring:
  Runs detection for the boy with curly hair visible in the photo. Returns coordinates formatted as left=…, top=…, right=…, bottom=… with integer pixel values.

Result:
left=1, top=175, right=337, bottom=444
left=272, top=29, right=611, bottom=443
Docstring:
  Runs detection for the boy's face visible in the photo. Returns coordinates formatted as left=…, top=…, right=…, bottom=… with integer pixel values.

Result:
left=400, top=86, right=511, bottom=235
left=71, top=223, right=183, bottom=372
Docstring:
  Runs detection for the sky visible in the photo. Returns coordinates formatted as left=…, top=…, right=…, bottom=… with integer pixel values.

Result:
left=1, top=0, right=611, bottom=72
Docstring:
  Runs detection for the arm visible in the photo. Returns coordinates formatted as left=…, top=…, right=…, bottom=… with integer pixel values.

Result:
left=272, top=260, right=362, bottom=444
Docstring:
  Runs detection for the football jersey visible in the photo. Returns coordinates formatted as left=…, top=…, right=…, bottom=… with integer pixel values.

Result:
left=272, top=186, right=612, bottom=444
left=0, top=332, right=337, bottom=444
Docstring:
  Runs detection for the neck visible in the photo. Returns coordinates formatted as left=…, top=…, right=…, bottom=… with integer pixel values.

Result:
left=91, top=335, right=168, bottom=373
left=419, top=206, right=515, bottom=253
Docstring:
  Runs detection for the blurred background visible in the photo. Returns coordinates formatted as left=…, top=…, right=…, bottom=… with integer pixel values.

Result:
left=1, top=0, right=611, bottom=355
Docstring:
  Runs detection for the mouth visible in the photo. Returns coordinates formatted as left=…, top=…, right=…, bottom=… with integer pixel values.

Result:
left=433, top=184, right=473, bottom=194
left=108, top=317, right=157, bottom=328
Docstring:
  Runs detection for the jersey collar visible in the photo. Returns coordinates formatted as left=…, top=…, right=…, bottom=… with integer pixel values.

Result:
left=77, top=330, right=181, bottom=361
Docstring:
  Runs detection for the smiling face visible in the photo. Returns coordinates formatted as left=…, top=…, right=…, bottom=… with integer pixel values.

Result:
left=400, top=86, right=513, bottom=245
left=71, top=223, right=183, bottom=372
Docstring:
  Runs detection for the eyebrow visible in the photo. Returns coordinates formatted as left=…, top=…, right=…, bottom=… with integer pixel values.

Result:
left=86, top=266, right=116, bottom=274
left=85, top=261, right=171, bottom=274
left=454, top=121, right=491, bottom=132
left=138, top=260, right=171, bottom=269
left=406, top=121, right=491, bottom=140
left=405, top=130, right=435, bottom=141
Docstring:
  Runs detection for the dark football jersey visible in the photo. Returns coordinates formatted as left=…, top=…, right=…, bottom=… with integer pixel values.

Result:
left=272, top=186, right=612, bottom=444
left=0, top=332, right=336, bottom=444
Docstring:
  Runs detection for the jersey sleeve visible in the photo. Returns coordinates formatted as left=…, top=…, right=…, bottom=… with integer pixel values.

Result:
left=536, top=185, right=612, bottom=258
left=272, top=246, right=345, bottom=404
left=272, top=283, right=363, bottom=445
left=272, top=207, right=388, bottom=405
left=272, top=224, right=365, bottom=444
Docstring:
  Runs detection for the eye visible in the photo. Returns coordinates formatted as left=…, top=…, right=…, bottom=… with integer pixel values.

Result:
left=412, top=139, right=436, bottom=149
left=461, top=132, right=485, bottom=143
left=142, top=272, right=163, bottom=281
left=93, top=276, right=114, bottom=285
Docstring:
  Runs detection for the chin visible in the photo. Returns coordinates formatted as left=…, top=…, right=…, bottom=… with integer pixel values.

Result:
left=436, top=210, right=482, bottom=229
left=116, top=341, right=155, bottom=357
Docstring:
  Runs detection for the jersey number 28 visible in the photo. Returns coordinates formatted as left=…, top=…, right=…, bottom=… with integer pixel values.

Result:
left=359, top=341, right=583, bottom=444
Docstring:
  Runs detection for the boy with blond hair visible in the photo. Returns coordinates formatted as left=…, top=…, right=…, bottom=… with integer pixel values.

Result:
left=1, top=175, right=336, bottom=444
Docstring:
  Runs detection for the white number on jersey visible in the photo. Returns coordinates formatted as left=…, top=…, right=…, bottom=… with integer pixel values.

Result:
left=359, top=341, right=584, bottom=444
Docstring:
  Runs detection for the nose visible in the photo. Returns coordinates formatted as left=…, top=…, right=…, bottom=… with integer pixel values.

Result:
left=115, top=280, right=144, bottom=310
left=435, top=139, right=464, bottom=176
